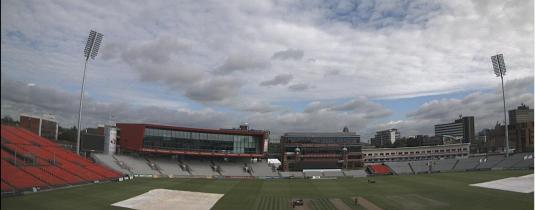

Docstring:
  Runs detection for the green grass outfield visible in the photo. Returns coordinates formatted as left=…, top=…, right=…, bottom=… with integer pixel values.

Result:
left=1, top=170, right=533, bottom=210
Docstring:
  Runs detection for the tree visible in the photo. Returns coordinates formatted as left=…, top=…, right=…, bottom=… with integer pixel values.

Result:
left=1, top=115, right=19, bottom=125
left=58, top=126, right=77, bottom=142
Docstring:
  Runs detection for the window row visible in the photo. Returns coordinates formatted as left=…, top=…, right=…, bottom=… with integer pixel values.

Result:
left=364, top=147, right=469, bottom=157
left=143, top=136, right=258, bottom=154
left=144, top=128, right=259, bottom=143
left=285, top=137, right=360, bottom=144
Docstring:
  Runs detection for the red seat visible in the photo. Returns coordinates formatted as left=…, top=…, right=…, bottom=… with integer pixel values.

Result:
left=41, top=166, right=85, bottom=184
left=1, top=125, right=123, bottom=192
left=1, top=181, right=13, bottom=191
left=1, top=159, right=47, bottom=190
left=21, top=166, right=67, bottom=186
left=369, top=164, right=392, bottom=175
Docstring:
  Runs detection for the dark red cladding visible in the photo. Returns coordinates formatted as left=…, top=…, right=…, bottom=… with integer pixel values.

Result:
left=116, top=124, right=145, bottom=151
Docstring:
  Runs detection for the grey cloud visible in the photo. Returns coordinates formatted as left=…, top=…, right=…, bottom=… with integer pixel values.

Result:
left=215, top=54, right=270, bottom=75
left=122, top=36, right=191, bottom=64
left=117, top=37, right=247, bottom=103
left=120, top=37, right=202, bottom=88
left=239, top=102, right=280, bottom=113
left=303, top=101, right=330, bottom=113
left=271, top=49, right=304, bottom=60
left=0, top=78, right=235, bottom=129
left=304, top=98, right=393, bottom=119
left=185, top=78, right=242, bottom=102
left=288, top=83, right=310, bottom=91
left=324, top=69, right=341, bottom=76
left=260, top=74, right=293, bottom=86
left=101, top=42, right=126, bottom=61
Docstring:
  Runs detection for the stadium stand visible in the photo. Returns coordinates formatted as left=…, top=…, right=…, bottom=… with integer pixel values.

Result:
left=92, top=154, right=127, bottom=174
left=20, top=166, right=66, bottom=186
left=475, top=155, right=504, bottom=170
left=1, top=159, right=47, bottom=190
left=150, top=159, right=190, bottom=176
left=1, top=125, right=122, bottom=193
left=384, top=161, right=413, bottom=175
left=432, top=159, right=458, bottom=172
left=187, top=160, right=220, bottom=176
left=492, top=154, right=523, bottom=169
left=303, top=171, right=323, bottom=177
left=322, top=171, right=345, bottom=177
left=279, top=171, right=304, bottom=178
left=511, top=154, right=534, bottom=169
left=219, top=162, right=251, bottom=177
left=249, top=161, right=279, bottom=177
left=367, top=164, right=392, bottom=175
left=1, top=181, right=13, bottom=192
left=452, top=157, right=480, bottom=171
left=113, top=155, right=156, bottom=175
left=343, top=170, right=368, bottom=177
left=410, top=160, right=431, bottom=174
left=41, top=165, right=84, bottom=184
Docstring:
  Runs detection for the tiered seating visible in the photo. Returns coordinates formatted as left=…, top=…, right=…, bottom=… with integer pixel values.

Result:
left=323, top=171, right=344, bottom=177
left=113, top=155, right=157, bottom=175
left=1, top=125, right=122, bottom=192
left=249, top=161, right=279, bottom=177
left=343, top=170, right=367, bottom=177
left=475, top=156, right=504, bottom=170
left=303, top=171, right=323, bottom=177
left=367, top=164, right=392, bottom=175
left=93, top=154, right=131, bottom=174
left=187, top=160, right=219, bottom=176
left=385, top=162, right=413, bottom=175
left=493, top=154, right=523, bottom=169
left=20, top=167, right=66, bottom=186
left=452, top=157, right=480, bottom=171
left=85, top=164, right=122, bottom=178
left=41, top=166, right=84, bottom=184
left=511, top=154, right=534, bottom=169
left=211, top=161, right=245, bottom=177
left=150, top=159, right=189, bottom=176
left=410, top=160, right=431, bottom=174
left=1, top=181, right=13, bottom=191
left=1, top=159, right=47, bottom=190
left=432, top=159, right=458, bottom=172
left=279, top=171, right=304, bottom=178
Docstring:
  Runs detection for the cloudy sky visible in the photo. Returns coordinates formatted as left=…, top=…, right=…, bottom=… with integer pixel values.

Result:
left=1, top=0, right=533, bottom=141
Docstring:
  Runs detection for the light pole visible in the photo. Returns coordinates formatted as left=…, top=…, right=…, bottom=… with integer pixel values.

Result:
left=491, top=54, right=509, bottom=157
left=76, top=30, right=103, bottom=155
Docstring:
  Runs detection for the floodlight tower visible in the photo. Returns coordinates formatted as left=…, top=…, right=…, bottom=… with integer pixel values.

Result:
left=491, top=54, right=509, bottom=157
left=76, top=30, right=103, bottom=155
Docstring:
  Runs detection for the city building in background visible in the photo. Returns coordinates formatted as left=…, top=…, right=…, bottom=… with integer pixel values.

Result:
left=434, top=116, right=475, bottom=144
left=115, top=123, right=269, bottom=158
left=371, top=129, right=400, bottom=148
left=508, top=105, right=534, bottom=152
left=472, top=105, right=533, bottom=154
left=363, top=143, right=470, bottom=163
left=508, top=104, right=534, bottom=124
left=19, top=114, right=58, bottom=140
left=280, top=127, right=363, bottom=171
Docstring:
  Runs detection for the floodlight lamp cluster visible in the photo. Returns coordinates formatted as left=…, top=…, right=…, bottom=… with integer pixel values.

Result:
left=491, top=54, right=506, bottom=77
left=84, top=30, right=104, bottom=60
